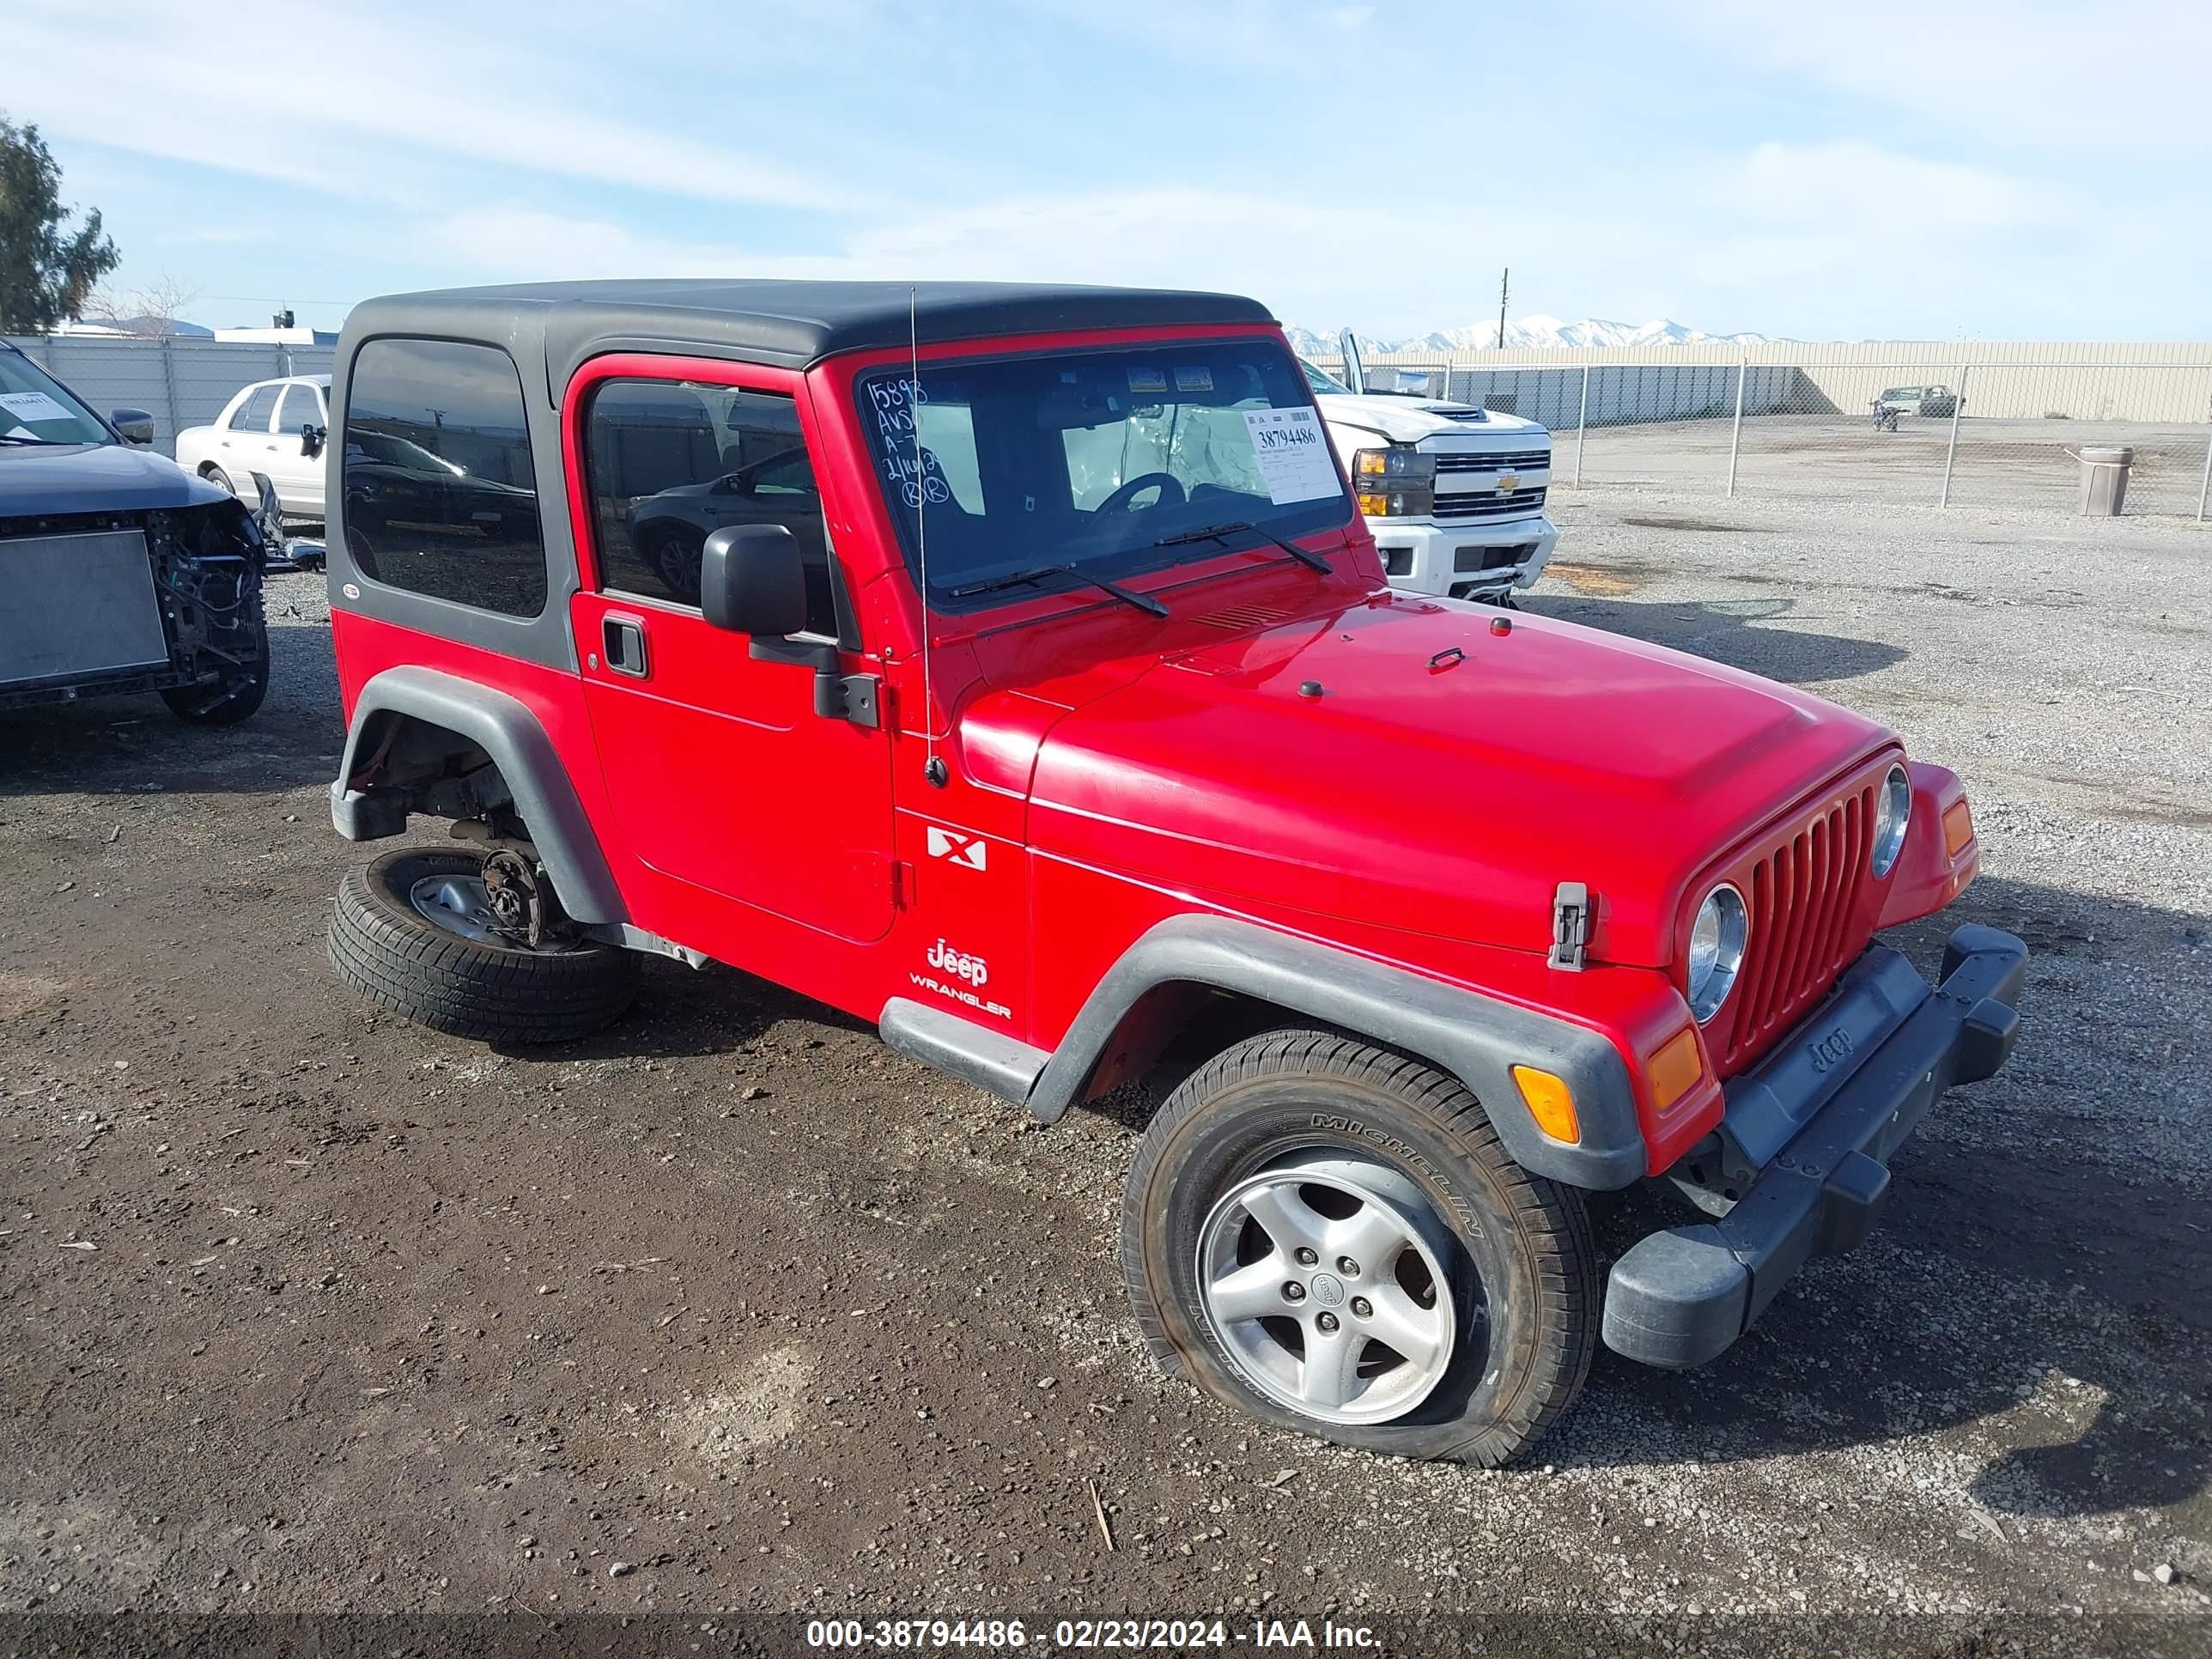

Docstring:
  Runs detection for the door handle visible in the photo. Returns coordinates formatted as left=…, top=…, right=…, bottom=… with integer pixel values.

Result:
left=602, top=614, right=649, bottom=678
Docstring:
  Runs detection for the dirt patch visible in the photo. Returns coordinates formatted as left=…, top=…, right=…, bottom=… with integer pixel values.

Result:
left=0, top=973, right=69, bottom=1020
left=2090, top=801, right=2212, bottom=831
left=1547, top=561, right=1648, bottom=597
left=1621, top=514, right=1759, bottom=534
left=663, top=1343, right=816, bottom=1469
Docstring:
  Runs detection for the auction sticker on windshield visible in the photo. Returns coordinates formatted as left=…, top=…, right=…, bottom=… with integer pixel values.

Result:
left=1242, top=407, right=1340, bottom=504
left=0, top=391, right=76, bottom=427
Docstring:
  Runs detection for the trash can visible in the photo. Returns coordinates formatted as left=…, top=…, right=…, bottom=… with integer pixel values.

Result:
left=2077, top=446, right=2133, bottom=516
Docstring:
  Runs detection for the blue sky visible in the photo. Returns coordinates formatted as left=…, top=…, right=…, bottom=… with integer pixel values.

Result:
left=12, top=0, right=2207, bottom=341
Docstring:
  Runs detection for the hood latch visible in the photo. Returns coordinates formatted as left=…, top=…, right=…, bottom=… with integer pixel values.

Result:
left=1548, top=882, right=1590, bottom=972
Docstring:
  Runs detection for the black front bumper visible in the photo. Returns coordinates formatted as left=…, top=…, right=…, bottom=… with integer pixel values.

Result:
left=0, top=661, right=201, bottom=712
left=1602, top=923, right=2027, bottom=1369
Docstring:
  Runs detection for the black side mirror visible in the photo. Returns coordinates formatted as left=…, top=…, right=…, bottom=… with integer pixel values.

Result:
left=700, top=524, right=877, bottom=728
left=110, top=408, right=155, bottom=446
left=301, top=422, right=325, bottom=459
left=700, top=523, right=808, bottom=637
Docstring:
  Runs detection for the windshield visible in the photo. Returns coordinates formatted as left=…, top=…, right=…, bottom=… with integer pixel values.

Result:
left=1298, top=357, right=1354, bottom=397
left=0, top=350, right=112, bottom=446
left=858, top=337, right=1349, bottom=610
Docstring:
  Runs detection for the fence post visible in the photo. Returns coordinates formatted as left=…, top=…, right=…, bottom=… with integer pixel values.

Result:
left=1574, top=364, right=1589, bottom=488
left=1939, top=363, right=1969, bottom=507
left=1725, top=358, right=1746, bottom=496
left=158, top=337, right=181, bottom=453
left=2198, top=387, right=2211, bottom=523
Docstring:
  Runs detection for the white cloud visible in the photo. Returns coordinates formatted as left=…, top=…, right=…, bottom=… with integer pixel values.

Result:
left=1627, top=0, right=2212, bottom=156
left=1723, top=142, right=2053, bottom=234
left=422, top=138, right=2057, bottom=341
left=9, top=0, right=877, bottom=212
left=18, top=0, right=2203, bottom=340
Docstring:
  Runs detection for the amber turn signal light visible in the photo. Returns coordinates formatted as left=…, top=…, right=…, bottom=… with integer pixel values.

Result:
left=1942, top=799, right=1975, bottom=858
left=1510, top=1065, right=1581, bottom=1145
left=1644, top=1026, right=1705, bottom=1115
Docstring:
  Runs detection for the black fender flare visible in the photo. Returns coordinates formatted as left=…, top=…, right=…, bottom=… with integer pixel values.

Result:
left=884, top=914, right=1649, bottom=1191
left=328, top=665, right=628, bottom=927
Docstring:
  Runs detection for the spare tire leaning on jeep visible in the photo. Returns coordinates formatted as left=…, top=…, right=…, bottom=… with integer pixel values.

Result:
left=328, top=848, right=638, bottom=1044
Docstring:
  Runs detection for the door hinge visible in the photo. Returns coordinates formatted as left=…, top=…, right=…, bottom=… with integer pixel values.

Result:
left=822, top=672, right=882, bottom=729
left=1548, top=881, right=1590, bottom=971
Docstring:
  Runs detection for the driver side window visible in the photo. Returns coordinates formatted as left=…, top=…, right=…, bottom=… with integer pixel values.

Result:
left=583, top=380, right=844, bottom=639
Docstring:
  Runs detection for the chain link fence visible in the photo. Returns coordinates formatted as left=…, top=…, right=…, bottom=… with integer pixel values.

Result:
left=17, top=334, right=2208, bottom=522
left=1315, top=355, right=2212, bottom=521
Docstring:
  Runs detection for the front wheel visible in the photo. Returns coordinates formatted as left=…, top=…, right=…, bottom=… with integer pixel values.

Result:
left=203, top=464, right=237, bottom=495
left=1121, top=1028, right=1597, bottom=1465
left=161, top=626, right=270, bottom=726
left=328, top=848, right=639, bottom=1043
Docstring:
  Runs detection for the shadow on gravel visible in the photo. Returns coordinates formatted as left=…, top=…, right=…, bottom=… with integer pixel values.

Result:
left=1523, top=591, right=1907, bottom=686
left=502, top=956, right=874, bottom=1065
left=0, top=623, right=341, bottom=799
left=1563, top=872, right=2210, bottom=1521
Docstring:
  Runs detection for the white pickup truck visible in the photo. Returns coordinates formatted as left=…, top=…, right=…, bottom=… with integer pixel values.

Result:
left=1301, top=337, right=1556, bottom=603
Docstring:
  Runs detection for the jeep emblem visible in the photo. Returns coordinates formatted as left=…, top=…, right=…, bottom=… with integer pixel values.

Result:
left=1808, top=1027, right=1855, bottom=1073
left=925, top=938, right=988, bottom=987
left=1309, top=1273, right=1346, bottom=1307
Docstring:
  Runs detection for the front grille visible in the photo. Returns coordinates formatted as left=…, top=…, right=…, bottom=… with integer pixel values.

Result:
left=1433, top=486, right=1547, bottom=520
left=1434, top=450, right=1553, bottom=474
left=1454, top=544, right=1534, bottom=573
left=1720, top=782, right=1878, bottom=1072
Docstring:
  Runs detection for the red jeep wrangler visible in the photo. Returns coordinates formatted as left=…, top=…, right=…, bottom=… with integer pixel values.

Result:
left=322, top=281, right=2023, bottom=1465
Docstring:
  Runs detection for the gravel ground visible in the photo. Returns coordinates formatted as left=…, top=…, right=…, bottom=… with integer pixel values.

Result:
left=0, top=491, right=2206, bottom=1653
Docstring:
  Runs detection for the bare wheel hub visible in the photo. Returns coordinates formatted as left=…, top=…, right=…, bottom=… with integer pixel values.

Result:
left=1194, top=1152, right=1458, bottom=1426
left=408, top=871, right=574, bottom=952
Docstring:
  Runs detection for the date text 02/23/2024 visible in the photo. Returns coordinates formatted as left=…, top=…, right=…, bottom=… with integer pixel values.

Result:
left=804, top=1617, right=1382, bottom=1650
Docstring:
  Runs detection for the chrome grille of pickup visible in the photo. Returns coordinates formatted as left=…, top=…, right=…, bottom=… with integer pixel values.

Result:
left=1432, top=486, right=1548, bottom=520
left=1722, top=781, right=1877, bottom=1072
left=1433, top=450, right=1553, bottom=474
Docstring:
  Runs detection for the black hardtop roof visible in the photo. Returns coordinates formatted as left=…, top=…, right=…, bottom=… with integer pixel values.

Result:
left=342, top=279, right=1279, bottom=389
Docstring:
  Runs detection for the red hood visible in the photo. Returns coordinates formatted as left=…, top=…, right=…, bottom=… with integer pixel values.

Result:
left=1000, top=592, right=1891, bottom=969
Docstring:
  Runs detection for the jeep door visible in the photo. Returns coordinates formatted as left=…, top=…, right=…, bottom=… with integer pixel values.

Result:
left=568, top=361, right=895, bottom=945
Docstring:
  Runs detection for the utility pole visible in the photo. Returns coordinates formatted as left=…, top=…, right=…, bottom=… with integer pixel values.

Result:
left=1497, top=268, right=1510, bottom=349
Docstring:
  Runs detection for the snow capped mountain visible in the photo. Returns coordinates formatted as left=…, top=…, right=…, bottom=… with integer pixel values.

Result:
left=1284, top=316, right=1785, bottom=355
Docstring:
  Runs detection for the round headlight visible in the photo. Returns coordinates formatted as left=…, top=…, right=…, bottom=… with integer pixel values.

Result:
left=1870, top=763, right=1912, bottom=878
left=1686, top=884, right=1749, bottom=1024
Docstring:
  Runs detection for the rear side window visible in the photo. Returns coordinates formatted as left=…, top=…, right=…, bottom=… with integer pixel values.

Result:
left=230, top=385, right=281, bottom=430
left=582, top=380, right=841, bottom=637
left=343, top=339, right=545, bottom=618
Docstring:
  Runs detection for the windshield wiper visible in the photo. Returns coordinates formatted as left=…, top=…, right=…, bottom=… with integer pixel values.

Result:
left=943, top=562, right=1169, bottom=618
left=0, top=433, right=70, bottom=446
left=1154, top=520, right=1332, bottom=574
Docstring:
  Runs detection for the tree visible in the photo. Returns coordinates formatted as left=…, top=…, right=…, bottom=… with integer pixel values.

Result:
left=0, top=113, right=121, bottom=334
left=85, top=273, right=202, bottom=337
